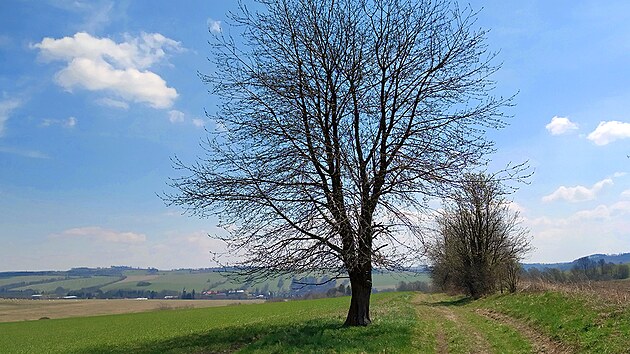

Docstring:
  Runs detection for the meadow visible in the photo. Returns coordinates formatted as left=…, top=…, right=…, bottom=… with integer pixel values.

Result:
left=2, top=285, right=629, bottom=353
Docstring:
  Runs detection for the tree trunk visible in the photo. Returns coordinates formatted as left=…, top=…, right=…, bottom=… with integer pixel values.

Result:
left=344, top=269, right=372, bottom=326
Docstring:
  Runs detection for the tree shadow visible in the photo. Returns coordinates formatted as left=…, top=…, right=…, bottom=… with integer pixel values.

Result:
left=431, top=297, right=474, bottom=307
left=78, top=318, right=414, bottom=353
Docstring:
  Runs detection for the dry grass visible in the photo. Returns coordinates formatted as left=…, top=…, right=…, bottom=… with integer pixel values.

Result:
left=520, top=279, right=630, bottom=307
left=0, top=299, right=264, bottom=323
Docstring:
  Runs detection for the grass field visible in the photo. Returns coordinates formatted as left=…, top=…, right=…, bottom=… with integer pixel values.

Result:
left=0, top=276, right=65, bottom=288
left=12, top=276, right=122, bottom=292
left=2, top=287, right=629, bottom=353
left=0, top=283, right=630, bottom=353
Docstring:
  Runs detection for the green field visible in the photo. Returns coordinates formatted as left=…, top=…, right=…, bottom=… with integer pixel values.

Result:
left=2, top=288, right=628, bottom=353
left=0, top=276, right=65, bottom=288
left=12, top=276, right=122, bottom=292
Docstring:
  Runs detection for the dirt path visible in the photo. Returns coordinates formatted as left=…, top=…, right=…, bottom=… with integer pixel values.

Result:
left=411, top=293, right=571, bottom=353
left=433, top=305, right=493, bottom=354
left=476, top=309, right=572, bottom=354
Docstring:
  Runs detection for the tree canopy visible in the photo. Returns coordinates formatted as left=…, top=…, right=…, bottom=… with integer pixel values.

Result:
left=166, top=0, right=522, bottom=325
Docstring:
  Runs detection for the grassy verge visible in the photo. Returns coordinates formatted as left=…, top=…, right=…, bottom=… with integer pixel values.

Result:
left=0, top=292, right=419, bottom=353
left=475, top=290, right=630, bottom=353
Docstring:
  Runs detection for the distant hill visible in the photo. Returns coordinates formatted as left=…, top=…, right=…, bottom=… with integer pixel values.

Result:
left=0, top=267, right=429, bottom=300
left=523, top=252, right=630, bottom=271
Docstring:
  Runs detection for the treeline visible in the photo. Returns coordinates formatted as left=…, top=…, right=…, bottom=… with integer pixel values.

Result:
left=523, top=257, right=630, bottom=283
left=396, top=281, right=431, bottom=292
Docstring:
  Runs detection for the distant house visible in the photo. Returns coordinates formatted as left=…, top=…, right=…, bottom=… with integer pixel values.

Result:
left=62, top=295, right=78, bottom=299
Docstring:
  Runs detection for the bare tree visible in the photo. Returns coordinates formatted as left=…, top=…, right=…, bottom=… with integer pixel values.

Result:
left=165, top=0, right=521, bottom=326
left=427, top=173, right=531, bottom=298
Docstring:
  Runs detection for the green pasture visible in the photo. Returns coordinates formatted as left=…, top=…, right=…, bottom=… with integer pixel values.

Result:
left=99, top=269, right=428, bottom=293
left=0, top=276, right=65, bottom=288
left=371, top=270, right=430, bottom=290
left=12, top=276, right=122, bottom=293
left=102, top=271, right=289, bottom=293
left=0, top=292, right=417, bottom=353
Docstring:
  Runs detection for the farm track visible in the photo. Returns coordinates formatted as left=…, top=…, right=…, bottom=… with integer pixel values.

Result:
left=475, top=308, right=570, bottom=353
left=412, top=293, right=568, bottom=353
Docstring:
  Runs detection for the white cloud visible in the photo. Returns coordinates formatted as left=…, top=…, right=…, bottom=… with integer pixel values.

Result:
left=33, top=32, right=181, bottom=109
left=55, top=226, right=146, bottom=244
left=48, top=0, right=114, bottom=33
left=192, top=118, right=205, bottom=128
left=621, top=189, right=630, bottom=199
left=96, top=97, right=129, bottom=109
left=207, top=18, right=222, bottom=33
left=67, top=116, right=77, bottom=127
left=542, top=178, right=613, bottom=203
left=41, top=116, right=77, bottom=128
left=587, top=120, right=630, bottom=145
left=545, top=116, right=578, bottom=135
left=0, top=146, right=49, bottom=159
left=507, top=201, right=526, bottom=214
left=0, top=98, right=22, bottom=136
left=168, top=110, right=185, bottom=123
left=525, top=201, right=630, bottom=263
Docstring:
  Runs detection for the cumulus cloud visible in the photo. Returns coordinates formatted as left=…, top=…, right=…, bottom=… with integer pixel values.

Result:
left=96, top=97, right=129, bottom=109
left=0, top=98, right=22, bottom=136
left=545, top=116, right=578, bottom=135
left=587, top=121, right=630, bottom=145
left=542, top=178, right=613, bottom=203
left=55, top=226, right=146, bottom=244
left=207, top=18, right=222, bottom=33
left=621, top=189, right=630, bottom=199
left=526, top=200, right=630, bottom=263
left=33, top=32, right=181, bottom=109
left=168, top=109, right=185, bottom=123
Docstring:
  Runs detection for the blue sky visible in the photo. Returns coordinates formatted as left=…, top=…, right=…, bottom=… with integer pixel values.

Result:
left=1, top=0, right=629, bottom=271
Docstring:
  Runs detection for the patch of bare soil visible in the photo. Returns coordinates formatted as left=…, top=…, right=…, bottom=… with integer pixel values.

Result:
left=476, top=309, right=572, bottom=354
left=435, top=327, right=448, bottom=354
left=0, top=299, right=263, bottom=322
left=435, top=306, right=492, bottom=354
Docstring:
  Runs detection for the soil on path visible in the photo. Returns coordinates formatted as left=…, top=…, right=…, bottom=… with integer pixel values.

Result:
left=412, top=293, right=571, bottom=353
left=476, top=308, right=572, bottom=354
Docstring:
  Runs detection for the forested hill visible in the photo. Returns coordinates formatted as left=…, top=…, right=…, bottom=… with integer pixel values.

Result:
left=523, top=252, right=630, bottom=271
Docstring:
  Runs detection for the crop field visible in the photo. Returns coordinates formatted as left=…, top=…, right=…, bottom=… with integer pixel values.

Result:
left=0, top=298, right=263, bottom=322
left=1, top=288, right=628, bottom=353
